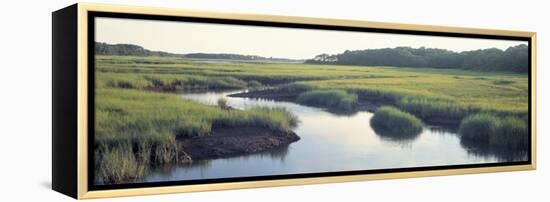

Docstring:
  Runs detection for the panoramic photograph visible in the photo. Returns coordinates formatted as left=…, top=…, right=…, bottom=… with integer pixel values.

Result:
left=93, top=17, right=529, bottom=185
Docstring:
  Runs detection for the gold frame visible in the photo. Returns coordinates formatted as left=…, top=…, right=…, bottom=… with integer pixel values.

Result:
left=75, top=3, right=536, bottom=199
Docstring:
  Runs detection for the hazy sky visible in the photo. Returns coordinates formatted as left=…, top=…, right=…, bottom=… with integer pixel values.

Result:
left=96, top=17, right=527, bottom=60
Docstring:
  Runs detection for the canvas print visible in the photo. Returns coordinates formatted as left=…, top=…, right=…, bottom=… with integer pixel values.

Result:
left=93, top=16, right=530, bottom=186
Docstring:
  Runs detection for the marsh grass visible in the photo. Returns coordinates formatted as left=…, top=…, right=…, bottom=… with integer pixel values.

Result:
left=493, top=80, right=515, bottom=85
left=94, top=55, right=528, bottom=183
left=247, top=80, right=264, bottom=89
left=291, top=72, right=527, bottom=125
left=492, top=117, right=528, bottom=149
left=458, top=114, right=497, bottom=143
left=214, top=107, right=299, bottom=132
left=296, top=89, right=358, bottom=111
left=370, top=106, right=423, bottom=137
left=95, top=88, right=298, bottom=183
left=459, top=114, right=528, bottom=149
left=98, top=72, right=248, bottom=92
left=97, top=55, right=527, bottom=124
left=96, top=55, right=379, bottom=86
left=95, top=143, right=148, bottom=184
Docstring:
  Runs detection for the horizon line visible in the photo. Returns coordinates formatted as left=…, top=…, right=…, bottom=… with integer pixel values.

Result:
left=96, top=41, right=526, bottom=60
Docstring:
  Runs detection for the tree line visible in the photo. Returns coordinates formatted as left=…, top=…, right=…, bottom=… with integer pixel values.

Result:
left=305, top=44, right=529, bottom=73
left=95, top=42, right=300, bottom=62
left=95, top=42, right=185, bottom=57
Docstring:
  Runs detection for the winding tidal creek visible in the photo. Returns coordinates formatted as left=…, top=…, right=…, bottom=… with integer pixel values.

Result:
left=144, top=90, right=521, bottom=182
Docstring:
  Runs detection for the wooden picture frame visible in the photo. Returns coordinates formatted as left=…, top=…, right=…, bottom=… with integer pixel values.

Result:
left=52, top=3, right=536, bottom=199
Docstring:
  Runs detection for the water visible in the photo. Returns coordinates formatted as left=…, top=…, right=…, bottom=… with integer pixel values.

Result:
left=144, top=90, right=516, bottom=182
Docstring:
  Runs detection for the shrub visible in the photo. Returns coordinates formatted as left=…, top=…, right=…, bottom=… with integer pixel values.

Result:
left=370, top=106, right=423, bottom=137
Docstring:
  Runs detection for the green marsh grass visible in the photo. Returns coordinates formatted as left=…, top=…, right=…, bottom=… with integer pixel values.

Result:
left=290, top=70, right=527, bottom=124
left=95, top=88, right=298, bottom=141
left=296, top=89, right=358, bottom=111
left=96, top=55, right=528, bottom=146
left=459, top=114, right=528, bottom=149
left=95, top=143, right=147, bottom=184
left=458, top=114, right=497, bottom=143
left=213, top=107, right=299, bottom=132
left=492, top=117, right=529, bottom=149
left=94, top=55, right=529, bottom=182
left=95, top=88, right=298, bottom=183
left=97, top=72, right=247, bottom=91
left=370, top=106, right=423, bottom=137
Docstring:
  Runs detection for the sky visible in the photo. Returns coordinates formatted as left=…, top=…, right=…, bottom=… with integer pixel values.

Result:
left=96, top=17, right=527, bottom=60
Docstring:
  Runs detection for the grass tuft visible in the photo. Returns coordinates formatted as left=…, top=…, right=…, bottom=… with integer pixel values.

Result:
left=370, top=106, right=423, bottom=137
left=297, top=90, right=358, bottom=111
left=95, top=144, right=147, bottom=184
left=458, top=114, right=497, bottom=143
left=459, top=114, right=528, bottom=149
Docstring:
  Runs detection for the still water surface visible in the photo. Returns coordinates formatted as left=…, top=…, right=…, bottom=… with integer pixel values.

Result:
left=144, top=90, right=507, bottom=182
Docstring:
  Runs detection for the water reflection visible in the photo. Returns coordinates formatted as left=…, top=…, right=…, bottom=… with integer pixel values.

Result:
left=372, top=125, right=422, bottom=143
left=264, top=145, right=291, bottom=162
left=460, top=139, right=528, bottom=162
left=146, top=144, right=292, bottom=182
left=150, top=160, right=213, bottom=178
left=428, top=126, right=459, bottom=134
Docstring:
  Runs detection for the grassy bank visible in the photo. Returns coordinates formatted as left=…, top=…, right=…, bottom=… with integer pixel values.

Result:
left=95, top=88, right=298, bottom=184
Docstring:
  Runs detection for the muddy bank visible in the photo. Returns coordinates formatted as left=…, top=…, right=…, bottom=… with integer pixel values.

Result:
left=229, top=90, right=460, bottom=126
left=178, top=126, right=300, bottom=161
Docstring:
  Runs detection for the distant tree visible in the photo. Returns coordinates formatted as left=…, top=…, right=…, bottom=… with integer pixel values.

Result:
left=95, top=42, right=303, bottom=63
left=95, top=42, right=183, bottom=57
left=304, top=45, right=528, bottom=73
